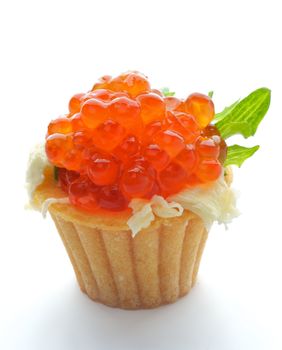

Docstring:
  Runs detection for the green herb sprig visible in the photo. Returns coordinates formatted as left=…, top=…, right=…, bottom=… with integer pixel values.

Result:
left=215, top=87, right=271, bottom=167
left=224, top=145, right=260, bottom=167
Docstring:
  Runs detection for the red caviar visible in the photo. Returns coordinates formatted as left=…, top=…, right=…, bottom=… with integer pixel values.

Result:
left=184, top=93, right=215, bottom=128
left=46, top=72, right=225, bottom=212
left=120, top=162, right=155, bottom=199
left=137, top=92, right=166, bottom=124
left=87, top=154, right=119, bottom=186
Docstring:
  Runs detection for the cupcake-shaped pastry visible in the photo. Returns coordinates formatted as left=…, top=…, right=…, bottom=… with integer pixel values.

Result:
left=26, top=72, right=270, bottom=309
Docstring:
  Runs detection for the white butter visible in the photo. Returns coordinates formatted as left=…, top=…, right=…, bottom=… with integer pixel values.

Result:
left=128, top=200, right=155, bottom=237
left=127, top=195, right=184, bottom=236
left=25, top=143, right=50, bottom=200
left=169, top=173, right=239, bottom=230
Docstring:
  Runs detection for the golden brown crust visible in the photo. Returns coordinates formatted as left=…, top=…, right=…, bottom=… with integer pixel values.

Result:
left=50, top=211, right=207, bottom=309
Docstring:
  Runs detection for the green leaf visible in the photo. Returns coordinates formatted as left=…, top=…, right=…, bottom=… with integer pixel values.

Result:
left=161, top=87, right=175, bottom=97
left=215, top=88, right=271, bottom=139
left=208, top=91, right=214, bottom=98
left=54, top=166, right=59, bottom=181
left=224, top=144, right=260, bottom=167
left=213, top=99, right=240, bottom=123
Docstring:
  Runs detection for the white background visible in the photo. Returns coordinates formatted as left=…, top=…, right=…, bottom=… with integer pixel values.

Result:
left=0, top=0, right=281, bottom=349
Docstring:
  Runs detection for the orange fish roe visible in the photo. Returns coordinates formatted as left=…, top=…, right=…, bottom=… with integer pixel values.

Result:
left=45, top=72, right=225, bottom=212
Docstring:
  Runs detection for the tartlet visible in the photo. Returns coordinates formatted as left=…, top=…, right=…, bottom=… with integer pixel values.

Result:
left=27, top=72, right=270, bottom=309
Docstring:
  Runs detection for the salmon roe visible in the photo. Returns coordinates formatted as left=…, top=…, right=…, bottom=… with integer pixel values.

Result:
left=45, top=72, right=225, bottom=212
